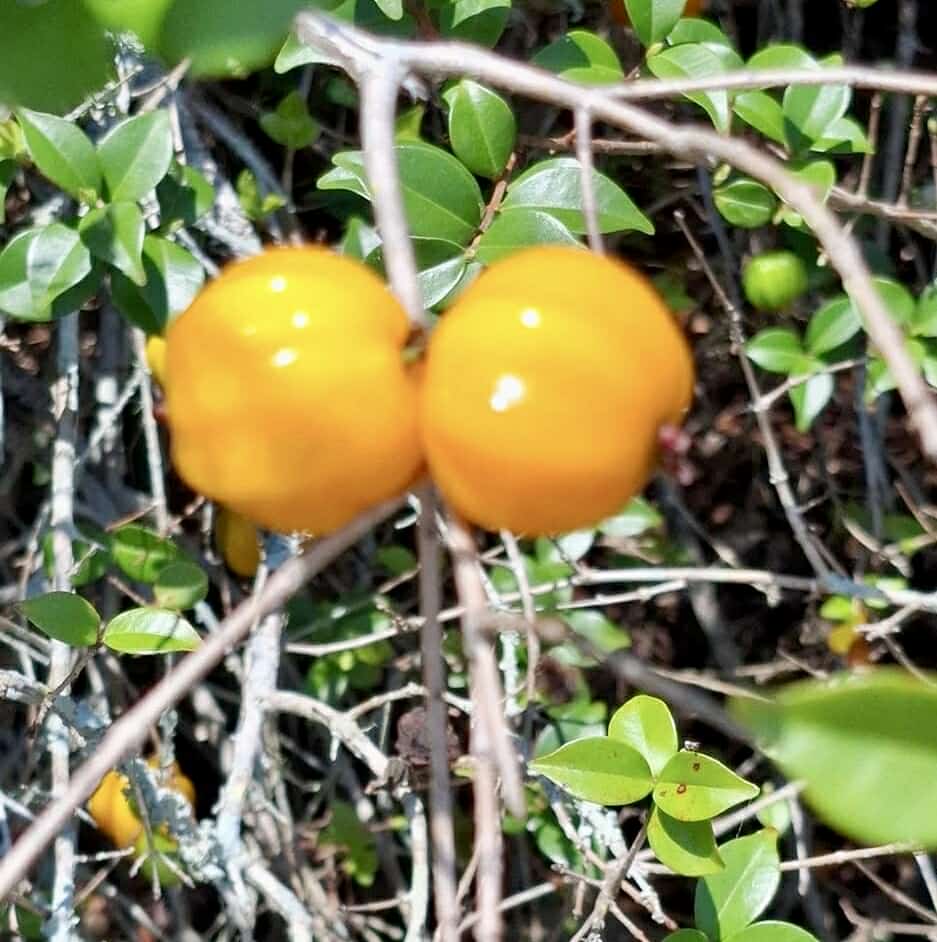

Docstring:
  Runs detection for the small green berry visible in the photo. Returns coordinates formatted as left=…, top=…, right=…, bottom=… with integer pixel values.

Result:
left=743, top=250, right=809, bottom=311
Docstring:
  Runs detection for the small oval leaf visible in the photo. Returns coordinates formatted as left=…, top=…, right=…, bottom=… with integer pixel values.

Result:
left=111, top=524, right=180, bottom=584
left=104, top=607, right=201, bottom=654
left=97, top=111, right=173, bottom=202
left=154, top=561, right=209, bottom=610
left=17, top=108, right=101, bottom=200
left=443, top=80, right=516, bottom=179
left=530, top=736, right=654, bottom=805
left=654, top=751, right=759, bottom=821
left=608, top=695, right=678, bottom=777
left=648, top=805, right=724, bottom=877
left=20, top=591, right=101, bottom=647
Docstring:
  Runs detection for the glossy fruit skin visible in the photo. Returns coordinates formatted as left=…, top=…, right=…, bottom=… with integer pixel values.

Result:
left=165, top=246, right=423, bottom=535
left=88, top=759, right=195, bottom=850
left=419, top=246, right=694, bottom=535
left=145, top=335, right=167, bottom=389
left=215, top=506, right=261, bottom=578
left=742, top=250, right=809, bottom=311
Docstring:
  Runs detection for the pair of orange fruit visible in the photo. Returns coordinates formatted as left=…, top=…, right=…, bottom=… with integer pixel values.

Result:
left=162, top=244, right=694, bottom=538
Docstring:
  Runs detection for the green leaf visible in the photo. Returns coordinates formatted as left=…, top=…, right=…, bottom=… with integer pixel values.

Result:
left=812, top=116, right=872, bottom=154
left=395, top=104, right=425, bottom=141
left=154, top=561, right=209, bottom=610
left=789, top=371, right=833, bottom=432
left=437, top=0, right=510, bottom=47
left=260, top=90, right=320, bottom=150
left=17, top=108, right=101, bottom=200
left=157, top=0, right=323, bottom=78
left=668, top=18, right=733, bottom=46
left=103, top=607, right=201, bottom=654
left=731, top=668, right=937, bottom=847
left=275, top=29, right=336, bottom=72
left=81, top=0, right=174, bottom=47
left=714, top=178, right=777, bottom=228
left=418, top=254, right=468, bottom=309
left=654, top=751, right=759, bottom=821
left=319, top=143, right=484, bottom=245
left=805, top=296, right=860, bottom=355
left=754, top=784, right=792, bottom=836
left=530, top=736, right=654, bottom=805
left=376, top=545, right=417, bottom=575
left=608, top=695, right=678, bottom=777
left=320, top=802, right=379, bottom=886
left=20, top=591, right=101, bottom=647
left=599, top=497, right=663, bottom=538
left=0, top=224, right=95, bottom=322
left=111, top=524, right=180, bottom=584
left=79, top=202, right=146, bottom=286
left=111, top=235, right=204, bottom=334
left=726, top=922, right=820, bottom=942
left=532, top=30, right=624, bottom=85
left=648, top=805, right=724, bottom=876
left=41, top=521, right=112, bottom=588
left=747, top=43, right=815, bottom=73
left=695, top=830, right=780, bottom=941
left=778, top=160, right=836, bottom=227
left=442, top=80, right=516, bottom=179
left=97, top=111, right=173, bottom=202
left=646, top=43, right=731, bottom=132
left=502, top=158, right=653, bottom=235
left=912, top=283, right=937, bottom=338
left=664, top=933, right=710, bottom=942
left=0, top=0, right=115, bottom=114
left=783, top=61, right=850, bottom=152
left=562, top=609, right=631, bottom=662
left=156, top=161, right=215, bottom=231
left=475, top=209, right=580, bottom=264
left=339, top=217, right=382, bottom=260
left=372, top=0, right=403, bottom=18
left=745, top=329, right=805, bottom=374
left=733, top=91, right=787, bottom=144
left=236, top=168, right=286, bottom=221
left=623, top=0, right=687, bottom=45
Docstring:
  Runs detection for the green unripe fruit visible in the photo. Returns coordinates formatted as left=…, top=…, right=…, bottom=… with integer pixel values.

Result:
left=743, top=250, right=809, bottom=311
left=133, top=830, right=183, bottom=888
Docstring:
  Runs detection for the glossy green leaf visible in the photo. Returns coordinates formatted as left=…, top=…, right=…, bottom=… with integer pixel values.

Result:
left=664, top=933, right=709, bottom=942
left=912, top=283, right=937, bottom=338
left=319, top=143, right=484, bottom=245
left=648, top=805, right=724, bottom=876
left=81, top=0, right=174, bottom=47
left=778, top=160, right=836, bottom=227
left=154, top=561, right=209, bottom=611
left=0, top=0, right=114, bottom=114
left=783, top=64, right=850, bottom=151
left=805, top=296, right=860, bottom=355
left=727, top=922, right=820, bottom=942
left=339, top=217, right=382, bottom=260
left=0, top=224, right=95, bottom=322
left=111, top=524, right=180, bottom=584
left=745, top=329, right=805, bottom=374
left=79, top=202, right=146, bottom=286
left=695, top=830, right=780, bottom=941
left=418, top=255, right=468, bottom=309
left=532, top=30, right=624, bottom=85
left=97, top=111, right=173, bottom=202
left=668, top=17, right=733, bottom=46
left=562, top=609, right=631, bottom=664
left=437, top=0, right=510, bottom=47
left=754, top=785, right=792, bottom=836
left=623, top=0, right=686, bottom=45
left=608, top=695, right=678, bottom=777
left=442, top=80, right=516, bottom=179
left=789, top=371, right=833, bottom=432
left=812, top=116, right=872, bottom=154
left=275, top=28, right=337, bottom=72
left=20, top=591, right=101, bottom=647
left=17, top=108, right=100, bottom=200
left=41, top=522, right=112, bottom=588
left=158, top=0, right=328, bottom=78
left=733, top=91, right=786, bottom=144
left=731, top=668, right=937, bottom=847
left=104, top=607, right=201, bottom=654
left=747, top=43, right=815, bottom=73
left=260, top=91, right=320, bottom=150
left=599, top=496, right=663, bottom=538
left=475, top=209, right=580, bottom=264
left=714, top=179, right=777, bottom=228
left=502, top=158, right=652, bottom=235
left=156, top=161, right=215, bottom=231
left=646, top=43, right=731, bottom=132
left=530, top=736, right=654, bottom=805
left=654, top=751, right=759, bottom=821
left=111, top=236, right=204, bottom=334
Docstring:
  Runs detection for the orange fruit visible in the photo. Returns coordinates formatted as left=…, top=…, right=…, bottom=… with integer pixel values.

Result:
left=87, top=758, right=195, bottom=850
left=215, top=506, right=262, bottom=578
left=164, top=246, right=423, bottom=535
left=144, top=334, right=167, bottom=389
left=419, top=246, right=694, bottom=535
